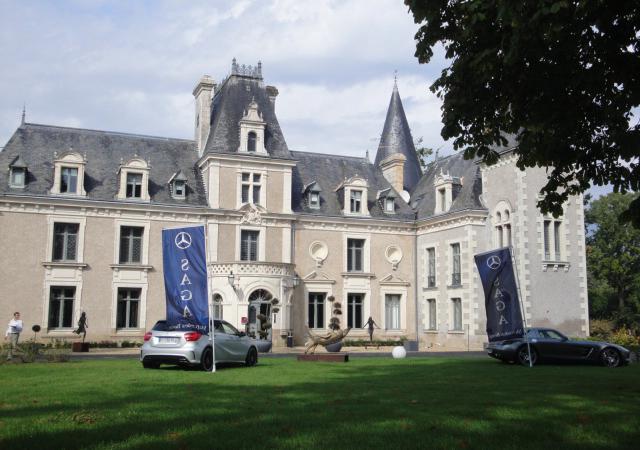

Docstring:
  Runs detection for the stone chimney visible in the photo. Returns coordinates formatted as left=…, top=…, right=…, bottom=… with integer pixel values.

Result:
left=193, top=75, right=216, bottom=155
left=379, top=153, right=406, bottom=194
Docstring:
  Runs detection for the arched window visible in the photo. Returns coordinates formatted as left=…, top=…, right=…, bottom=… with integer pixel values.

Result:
left=247, top=132, right=257, bottom=152
left=493, top=201, right=513, bottom=248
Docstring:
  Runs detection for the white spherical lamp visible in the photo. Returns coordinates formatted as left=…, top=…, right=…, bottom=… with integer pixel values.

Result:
left=392, top=346, right=407, bottom=359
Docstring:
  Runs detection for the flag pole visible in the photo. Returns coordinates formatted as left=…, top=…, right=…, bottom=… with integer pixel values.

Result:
left=509, top=246, right=532, bottom=368
left=204, top=223, right=216, bottom=373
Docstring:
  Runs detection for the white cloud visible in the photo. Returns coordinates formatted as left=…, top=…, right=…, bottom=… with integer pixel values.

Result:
left=0, top=0, right=448, bottom=157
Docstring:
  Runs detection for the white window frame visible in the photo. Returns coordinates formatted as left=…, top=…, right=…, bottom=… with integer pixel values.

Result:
left=9, top=167, right=26, bottom=188
left=344, top=233, right=370, bottom=273
left=309, top=191, right=320, bottom=209
left=426, top=298, right=437, bottom=331
left=51, top=152, right=86, bottom=196
left=235, top=225, right=266, bottom=262
left=384, top=197, right=395, bottom=213
left=307, top=292, right=327, bottom=329
left=346, top=293, right=366, bottom=329
left=113, top=219, right=150, bottom=266
left=451, top=297, right=463, bottom=331
left=46, top=215, right=86, bottom=264
left=236, top=170, right=267, bottom=208
left=381, top=289, right=405, bottom=332
left=116, top=158, right=150, bottom=202
left=111, top=281, right=148, bottom=332
left=426, top=247, right=436, bottom=288
left=116, top=287, right=142, bottom=330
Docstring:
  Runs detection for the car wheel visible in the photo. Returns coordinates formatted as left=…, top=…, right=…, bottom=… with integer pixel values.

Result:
left=517, top=346, right=537, bottom=366
left=600, top=347, right=621, bottom=368
left=142, top=361, right=159, bottom=369
left=245, top=347, right=258, bottom=367
left=201, top=347, right=213, bottom=371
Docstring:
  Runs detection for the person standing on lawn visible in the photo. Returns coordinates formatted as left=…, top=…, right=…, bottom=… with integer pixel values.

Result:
left=363, top=316, right=379, bottom=343
left=5, top=312, right=23, bottom=360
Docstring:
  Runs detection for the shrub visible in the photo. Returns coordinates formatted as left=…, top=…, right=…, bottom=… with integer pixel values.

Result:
left=18, top=342, right=44, bottom=363
left=344, top=337, right=408, bottom=347
left=46, top=348, right=71, bottom=363
left=609, top=328, right=639, bottom=347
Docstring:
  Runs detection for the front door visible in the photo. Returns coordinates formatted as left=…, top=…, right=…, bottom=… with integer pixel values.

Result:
left=247, top=289, right=273, bottom=340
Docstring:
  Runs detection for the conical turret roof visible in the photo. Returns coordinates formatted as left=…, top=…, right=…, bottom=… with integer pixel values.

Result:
left=374, top=83, right=422, bottom=191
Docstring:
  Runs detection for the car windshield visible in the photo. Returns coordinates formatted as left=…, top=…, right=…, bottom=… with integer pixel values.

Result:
left=540, top=329, right=567, bottom=341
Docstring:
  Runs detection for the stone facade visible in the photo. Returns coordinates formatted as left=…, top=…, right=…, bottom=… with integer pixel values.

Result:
left=0, top=61, right=589, bottom=348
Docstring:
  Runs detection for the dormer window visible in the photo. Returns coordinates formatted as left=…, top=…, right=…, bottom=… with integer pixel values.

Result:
left=238, top=99, right=267, bottom=154
left=434, top=169, right=461, bottom=214
left=51, top=151, right=87, bottom=196
left=309, top=191, right=320, bottom=209
left=169, top=169, right=188, bottom=200
left=337, top=176, right=369, bottom=216
left=61, top=167, right=78, bottom=193
left=117, top=157, right=150, bottom=202
left=174, top=180, right=186, bottom=197
left=240, top=171, right=262, bottom=205
left=8, top=156, right=28, bottom=188
left=126, top=173, right=142, bottom=198
left=350, top=190, right=362, bottom=213
left=247, top=132, right=257, bottom=152
left=385, top=198, right=395, bottom=213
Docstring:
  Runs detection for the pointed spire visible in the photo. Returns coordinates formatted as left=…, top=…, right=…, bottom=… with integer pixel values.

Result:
left=21, top=103, right=26, bottom=126
left=374, top=78, right=423, bottom=191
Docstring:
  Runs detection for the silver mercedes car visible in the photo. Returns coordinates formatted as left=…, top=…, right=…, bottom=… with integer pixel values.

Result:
left=140, top=319, right=258, bottom=370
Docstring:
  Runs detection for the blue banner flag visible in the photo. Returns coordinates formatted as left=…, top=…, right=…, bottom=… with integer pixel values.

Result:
left=474, top=248, right=524, bottom=342
left=162, top=225, right=209, bottom=333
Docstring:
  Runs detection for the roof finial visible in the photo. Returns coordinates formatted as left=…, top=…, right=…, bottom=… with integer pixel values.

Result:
left=365, top=149, right=370, bottom=162
left=21, top=103, right=26, bottom=125
left=393, top=70, right=398, bottom=91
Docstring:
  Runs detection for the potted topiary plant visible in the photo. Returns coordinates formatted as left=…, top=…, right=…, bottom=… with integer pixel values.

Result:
left=325, top=295, right=347, bottom=353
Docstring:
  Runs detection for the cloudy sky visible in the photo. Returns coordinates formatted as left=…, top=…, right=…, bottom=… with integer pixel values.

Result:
left=0, top=0, right=451, bottom=160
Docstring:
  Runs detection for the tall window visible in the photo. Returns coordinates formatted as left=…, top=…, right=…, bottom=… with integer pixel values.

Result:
left=241, top=172, right=262, bottom=205
left=451, top=243, right=461, bottom=286
left=347, top=294, right=363, bottom=328
left=385, top=294, right=401, bottom=330
left=554, top=222, right=561, bottom=260
left=53, top=223, right=79, bottom=261
left=247, top=131, right=257, bottom=152
left=350, top=190, right=362, bottom=213
left=438, top=188, right=446, bottom=211
left=126, top=173, right=143, bottom=198
left=347, top=238, right=365, bottom=272
left=240, top=230, right=259, bottom=261
left=48, top=287, right=75, bottom=328
left=427, top=247, right=436, bottom=288
left=543, top=220, right=552, bottom=260
left=308, top=293, right=325, bottom=329
left=494, top=206, right=512, bottom=248
left=212, top=294, right=223, bottom=319
left=505, top=224, right=512, bottom=246
left=427, top=299, right=437, bottom=330
left=117, top=288, right=140, bottom=329
left=497, top=225, right=504, bottom=247
left=60, top=167, right=78, bottom=193
left=452, top=298, right=462, bottom=331
left=119, top=226, right=143, bottom=264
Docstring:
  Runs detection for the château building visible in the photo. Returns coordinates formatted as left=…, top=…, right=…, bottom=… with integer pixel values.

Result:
left=0, top=60, right=589, bottom=348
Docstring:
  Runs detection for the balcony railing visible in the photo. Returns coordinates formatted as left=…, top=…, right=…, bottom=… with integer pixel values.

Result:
left=208, top=261, right=295, bottom=278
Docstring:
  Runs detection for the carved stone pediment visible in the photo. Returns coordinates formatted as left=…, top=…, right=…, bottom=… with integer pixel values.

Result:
left=239, top=203, right=267, bottom=225
left=379, top=273, right=410, bottom=286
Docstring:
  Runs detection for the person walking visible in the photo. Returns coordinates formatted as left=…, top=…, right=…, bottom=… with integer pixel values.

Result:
left=363, top=316, right=379, bottom=343
left=5, top=312, right=23, bottom=360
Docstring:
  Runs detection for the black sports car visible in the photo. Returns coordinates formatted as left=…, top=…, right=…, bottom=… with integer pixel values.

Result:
left=486, top=328, right=631, bottom=367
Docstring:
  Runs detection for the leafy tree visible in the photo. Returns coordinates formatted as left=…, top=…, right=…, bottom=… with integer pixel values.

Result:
left=406, top=1, right=640, bottom=224
left=413, top=136, right=433, bottom=168
left=586, top=193, right=640, bottom=330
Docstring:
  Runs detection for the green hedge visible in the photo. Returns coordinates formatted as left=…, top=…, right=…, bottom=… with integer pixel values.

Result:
left=344, top=337, right=408, bottom=347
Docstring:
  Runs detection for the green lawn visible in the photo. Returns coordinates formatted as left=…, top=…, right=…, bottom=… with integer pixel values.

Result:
left=0, top=357, right=639, bottom=449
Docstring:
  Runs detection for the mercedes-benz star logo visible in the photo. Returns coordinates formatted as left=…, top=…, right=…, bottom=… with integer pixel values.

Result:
left=487, top=255, right=501, bottom=270
left=175, top=232, right=192, bottom=250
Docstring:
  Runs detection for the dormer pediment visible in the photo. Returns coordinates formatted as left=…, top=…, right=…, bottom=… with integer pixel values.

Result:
left=240, top=99, right=265, bottom=124
left=238, top=98, right=267, bottom=154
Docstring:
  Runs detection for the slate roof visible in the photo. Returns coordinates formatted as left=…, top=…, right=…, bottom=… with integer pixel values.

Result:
left=291, top=150, right=415, bottom=220
left=203, top=74, right=292, bottom=159
left=374, top=84, right=422, bottom=191
left=0, top=123, right=208, bottom=206
left=409, top=152, right=485, bottom=220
